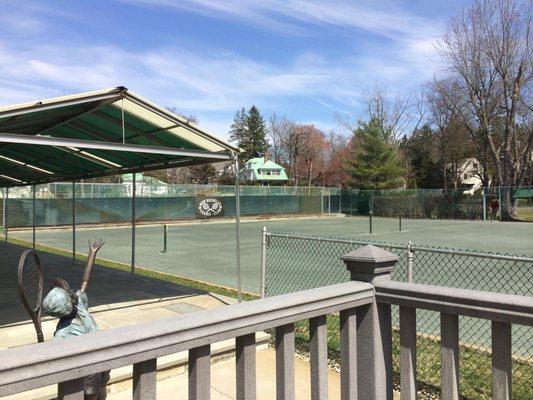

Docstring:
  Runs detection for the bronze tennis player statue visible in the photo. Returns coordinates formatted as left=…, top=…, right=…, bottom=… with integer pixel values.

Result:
left=43, top=239, right=109, bottom=400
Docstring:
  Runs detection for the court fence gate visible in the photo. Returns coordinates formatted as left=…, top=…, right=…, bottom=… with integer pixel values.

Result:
left=260, top=230, right=533, bottom=399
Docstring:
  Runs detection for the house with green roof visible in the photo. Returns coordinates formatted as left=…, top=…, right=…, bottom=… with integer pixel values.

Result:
left=240, top=154, right=288, bottom=184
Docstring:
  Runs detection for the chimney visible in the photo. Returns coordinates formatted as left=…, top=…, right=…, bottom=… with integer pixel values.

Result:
left=264, top=152, right=269, bottom=162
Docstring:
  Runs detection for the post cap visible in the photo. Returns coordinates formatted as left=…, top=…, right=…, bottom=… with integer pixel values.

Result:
left=341, top=244, right=398, bottom=283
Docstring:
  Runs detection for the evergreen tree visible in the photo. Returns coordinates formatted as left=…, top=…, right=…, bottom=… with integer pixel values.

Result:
left=399, top=124, right=443, bottom=188
left=229, top=106, right=269, bottom=162
left=229, top=108, right=247, bottom=144
left=346, top=118, right=405, bottom=189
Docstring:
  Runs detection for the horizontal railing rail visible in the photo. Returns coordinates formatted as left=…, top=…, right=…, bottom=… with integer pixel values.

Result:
left=0, top=281, right=373, bottom=398
left=376, top=281, right=533, bottom=326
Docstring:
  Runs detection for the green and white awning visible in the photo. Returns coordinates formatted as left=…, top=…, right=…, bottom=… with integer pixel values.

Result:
left=0, top=87, right=238, bottom=187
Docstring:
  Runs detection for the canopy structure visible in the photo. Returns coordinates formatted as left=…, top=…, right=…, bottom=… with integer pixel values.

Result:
left=0, top=86, right=238, bottom=187
left=0, top=87, right=243, bottom=301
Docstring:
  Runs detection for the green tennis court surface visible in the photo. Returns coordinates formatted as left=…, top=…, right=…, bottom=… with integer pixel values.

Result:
left=10, top=215, right=533, bottom=294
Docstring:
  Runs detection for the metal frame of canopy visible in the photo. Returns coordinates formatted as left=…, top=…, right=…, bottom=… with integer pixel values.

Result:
left=0, top=88, right=244, bottom=301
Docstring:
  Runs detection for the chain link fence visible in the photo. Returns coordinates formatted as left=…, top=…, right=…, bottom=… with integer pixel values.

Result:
left=264, top=232, right=533, bottom=399
left=0, top=183, right=341, bottom=228
left=340, top=186, right=533, bottom=222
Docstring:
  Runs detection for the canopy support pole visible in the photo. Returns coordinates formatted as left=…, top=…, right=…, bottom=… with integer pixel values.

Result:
left=131, top=173, right=136, bottom=281
left=72, top=181, right=76, bottom=265
left=3, top=187, right=7, bottom=244
left=32, top=185, right=36, bottom=249
left=234, top=155, right=242, bottom=302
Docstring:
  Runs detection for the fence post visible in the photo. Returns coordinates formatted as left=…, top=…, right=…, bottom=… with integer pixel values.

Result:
left=341, top=244, right=398, bottom=400
left=72, top=181, right=76, bottom=266
left=407, top=241, right=414, bottom=283
left=319, top=189, right=323, bottom=212
left=32, top=184, right=36, bottom=249
left=131, top=173, right=136, bottom=281
left=3, top=187, right=7, bottom=244
left=482, top=187, right=487, bottom=221
left=498, top=185, right=502, bottom=221
left=260, top=226, right=267, bottom=298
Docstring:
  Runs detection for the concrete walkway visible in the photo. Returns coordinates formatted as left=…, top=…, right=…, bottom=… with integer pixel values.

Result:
left=0, top=243, right=235, bottom=349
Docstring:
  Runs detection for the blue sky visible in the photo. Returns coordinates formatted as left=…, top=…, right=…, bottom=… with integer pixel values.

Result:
left=0, top=0, right=469, bottom=139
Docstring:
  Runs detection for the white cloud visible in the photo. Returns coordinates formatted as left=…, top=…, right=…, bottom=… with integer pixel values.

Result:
left=119, top=0, right=443, bottom=41
left=0, top=0, right=445, bottom=134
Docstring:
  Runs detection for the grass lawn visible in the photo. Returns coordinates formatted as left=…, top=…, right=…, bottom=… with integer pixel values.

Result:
left=516, top=205, right=533, bottom=222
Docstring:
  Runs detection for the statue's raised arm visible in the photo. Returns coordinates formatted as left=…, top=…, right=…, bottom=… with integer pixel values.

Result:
left=80, top=239, right=105, bottom=293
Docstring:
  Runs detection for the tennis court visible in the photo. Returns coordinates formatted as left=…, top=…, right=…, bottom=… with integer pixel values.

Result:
left=10, top=215, right=533, bottom=294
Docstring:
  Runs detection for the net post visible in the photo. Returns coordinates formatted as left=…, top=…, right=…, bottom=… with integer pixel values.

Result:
left=3, top=187, right=7, bottom=244
left=72, top=181, right=76, bottom=266
left=260, top=226, right=267, bottom=298
left=32, top=184, right=36, bottom=249
left=234, top=154, right=242, bottom=303
left=369, top=210, right=373, bottom=234
left=131, top=173, right=136, bottom=281
left=162, top=224, right=167, bottom=253
left=399, top=212, right=402, bottom=232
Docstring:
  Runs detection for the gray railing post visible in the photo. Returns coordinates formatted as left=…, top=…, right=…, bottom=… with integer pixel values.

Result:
left=236, top=333, right=256, bottom=400
left=341, top=244, right=398, bottom=400
left=58, top=378, right=84, bottom=400
left=133, top=359, right=157, bottom=400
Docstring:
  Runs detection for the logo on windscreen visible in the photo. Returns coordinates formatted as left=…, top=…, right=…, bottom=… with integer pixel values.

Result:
left=197, top=198, right=224, bottom=217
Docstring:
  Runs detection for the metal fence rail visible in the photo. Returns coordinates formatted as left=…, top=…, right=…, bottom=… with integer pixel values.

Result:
left=263, top=231, right=533, bottom=399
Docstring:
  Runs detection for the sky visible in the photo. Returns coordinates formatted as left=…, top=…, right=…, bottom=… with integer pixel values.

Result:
left=0, top=0, right=470, bottom=140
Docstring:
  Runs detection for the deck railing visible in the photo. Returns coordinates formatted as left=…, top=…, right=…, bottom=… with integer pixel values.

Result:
left=375, top=280, right=533, bottom=399
left=0, top=244, right=531, bottom=400
left=0, top=281, right=374, bottom=400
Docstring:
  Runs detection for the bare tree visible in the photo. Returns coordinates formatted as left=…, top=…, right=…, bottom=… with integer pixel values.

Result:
left=360, top=84, right=425, bottom=142
left=437, top=0, right=532, bottom=217
left=428, top=79, right=485, bottom=187
left=268, top=114, right=293, bottom=163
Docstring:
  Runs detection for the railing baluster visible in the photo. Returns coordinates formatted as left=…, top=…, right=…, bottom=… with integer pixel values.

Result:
left=340, top=308, right=357, bottom=400
left=275, top=323, right=295, bottom=400
left=441, top=313, right=459, bottom=400
left=400, top=306, right=417, bottom=400
left=189, top=345, right=211, bottom=400
left=310, top=315, right=328, bottom=400
left=58, top=378, right=84, bottom=400
left=133, top=358, right=157, bottom=400
left=236, top=333, right=256, bottom=400
left=492, top=321, right=512, bottom=400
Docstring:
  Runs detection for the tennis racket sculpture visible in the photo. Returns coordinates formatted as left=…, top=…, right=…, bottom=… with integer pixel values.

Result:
left=17, top=250, right=44, bottom=343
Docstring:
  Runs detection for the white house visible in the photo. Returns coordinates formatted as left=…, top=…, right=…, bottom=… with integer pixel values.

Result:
left=239, top=153, right=288, bottom=185
left=457, top=158, right=483, bottom=193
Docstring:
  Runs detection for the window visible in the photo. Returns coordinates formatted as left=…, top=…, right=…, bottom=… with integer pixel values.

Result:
left=464, top=173, right=468, bottom=180
left=260, top=169, right=281, bottom=176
